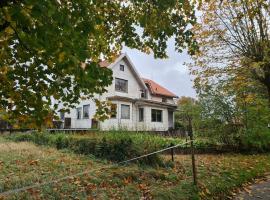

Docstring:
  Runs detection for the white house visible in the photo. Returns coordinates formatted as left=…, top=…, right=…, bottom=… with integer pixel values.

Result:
left=58, top=53, right=178, bottom=131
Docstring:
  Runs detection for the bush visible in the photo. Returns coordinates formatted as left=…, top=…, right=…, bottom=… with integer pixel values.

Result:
left=240, top=129, right=270, bottom=152
left=9, top=133, right=34, bottom=142
left=7, top=132, right=169, bottom=166
left=71, top=138, right=97, bottom=155
left=54, top=134, right=71, bottom=149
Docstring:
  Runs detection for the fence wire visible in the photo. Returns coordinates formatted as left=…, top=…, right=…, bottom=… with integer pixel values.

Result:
left=0, top=140, right=191, bottom=197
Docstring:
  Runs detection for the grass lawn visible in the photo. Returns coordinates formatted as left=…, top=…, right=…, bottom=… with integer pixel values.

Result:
left=1, top=136, right=270, bottom=199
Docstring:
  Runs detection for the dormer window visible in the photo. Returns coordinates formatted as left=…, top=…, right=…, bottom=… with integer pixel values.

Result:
left=120, top=64, right=124, bottom=71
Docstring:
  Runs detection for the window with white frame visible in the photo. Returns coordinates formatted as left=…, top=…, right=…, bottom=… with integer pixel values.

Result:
left=121, top=104, right=130, bottom=119
left=151, top=109, right=162, bottom=122
left=115, top=78, right=128, bottom=93
left=76, top=107, right=82, bottom=119
left=83, top=104, right=90, bottom=118
left=120, top=64, right=125, bottom=71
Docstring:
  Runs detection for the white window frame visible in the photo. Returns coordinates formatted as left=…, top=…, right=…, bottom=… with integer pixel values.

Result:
left=115, top=78, right=128, bottom=93
left=120, top=64, right=125, bottom=71
left=121, top=104, right=130, bottom=119
left=83, top=104, right=90, bottom=119
left=76, top=107, right=82, bottom=119
left=139, top=107, right=144, bottom=122
left=151, top=109, right=162, bottom=122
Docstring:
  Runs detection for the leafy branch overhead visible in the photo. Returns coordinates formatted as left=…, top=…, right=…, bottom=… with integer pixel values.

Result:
left=0, top=0, right=197, bottom=128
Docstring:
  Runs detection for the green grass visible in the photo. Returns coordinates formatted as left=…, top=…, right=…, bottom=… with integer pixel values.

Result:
left=6, top=131, right=188, bottom=165
left=1, top=134, right=270, bottom=199
left=0, top=137, right=196, bottom=200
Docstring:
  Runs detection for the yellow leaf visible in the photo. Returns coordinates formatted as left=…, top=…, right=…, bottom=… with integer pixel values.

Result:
left=58, top=52, right=65, bottom=62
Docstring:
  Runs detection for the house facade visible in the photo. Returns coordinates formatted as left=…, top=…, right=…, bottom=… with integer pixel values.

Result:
left=58, top=53, right=178, bottom=131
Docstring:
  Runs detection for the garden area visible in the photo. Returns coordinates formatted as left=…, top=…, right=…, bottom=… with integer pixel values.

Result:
left=1, top=132, right=270, bottom=199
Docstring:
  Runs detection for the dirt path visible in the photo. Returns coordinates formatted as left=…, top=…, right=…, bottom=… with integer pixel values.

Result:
left=235, top=175, right=270, bottom=200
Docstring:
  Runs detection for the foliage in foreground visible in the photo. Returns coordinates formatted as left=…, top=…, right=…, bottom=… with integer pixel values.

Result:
left=0, top=0, right=197, bottom=129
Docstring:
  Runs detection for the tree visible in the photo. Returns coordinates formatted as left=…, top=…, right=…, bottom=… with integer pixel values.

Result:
left=189, top=0, right=270, bottom=104
left=0, top=0, right=198, bottom=129
left=175, top=96, right=201, bottom=134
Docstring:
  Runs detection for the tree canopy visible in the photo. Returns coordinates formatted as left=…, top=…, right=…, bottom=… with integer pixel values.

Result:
left=0, top=0, right=198, bottom=128
left=186, top=0, right=270, bottom=145
left=189, top=0, right=270, bottom=104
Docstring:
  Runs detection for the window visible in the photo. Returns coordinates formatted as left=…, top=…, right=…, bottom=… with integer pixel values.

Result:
left=139, top=107, right=144, bottom=122
left=121, top=104, right=130, bottom=119
left=76, top=107, right=82, bottom=119
left=110, top=104, right=117, bottom=118
left=115, top=78, right=128, bottom=93
left=83, top=104, right=90, bottom=119
left=151, top=109, right=162, bottom=122
left=162, top=97, right=167, bottom=102
left=60, top=111, right=65, bottom=120
left=141, top=90, right=146, bottom=98
left=120, top=64, right=124, bottom=71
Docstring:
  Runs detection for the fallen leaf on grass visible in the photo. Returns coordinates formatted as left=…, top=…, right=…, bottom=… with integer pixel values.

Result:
left=138, top=183, right=147, bottom=190
left=123, top=176, right=133, bottom=185
left=28, top=159, right=39, bottom=166
left=86, top=183, right=97, bottom=191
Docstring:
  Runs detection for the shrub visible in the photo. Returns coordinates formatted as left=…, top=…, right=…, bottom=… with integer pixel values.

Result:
left=54, top=134, right=71, bottom=149
left=7, top=132, right=168, bottom=166
left=9, top=133, right=34, bottom=142
left=70, top=138, right=97, bottom=155
left=240, top=129, right=270, bottom=152
left=32, top=133, right=50, bottom=145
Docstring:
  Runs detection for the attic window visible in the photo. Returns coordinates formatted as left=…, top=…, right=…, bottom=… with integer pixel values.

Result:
left=115, top=78, right=128, bottom=93
left=120, top=64, right=124, bottom=71
left=140, top=90, right=146, bottom=98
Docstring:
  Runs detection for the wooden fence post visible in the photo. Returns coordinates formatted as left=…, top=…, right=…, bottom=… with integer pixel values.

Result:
left=170, top=143, right=174, bottom=162
left=188, top=118, right=197, bottom=186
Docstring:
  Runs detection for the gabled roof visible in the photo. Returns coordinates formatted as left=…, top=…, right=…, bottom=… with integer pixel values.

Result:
left=99, top=53, right=178, bottom=98
left=143, top=78, right=178, bottom=98
left=99, top=53, right=147, bottom=90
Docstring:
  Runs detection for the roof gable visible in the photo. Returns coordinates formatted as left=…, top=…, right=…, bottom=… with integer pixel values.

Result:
left=99, top=53, right=147, bottom=90
left=99, top=53, right=178, bottom=98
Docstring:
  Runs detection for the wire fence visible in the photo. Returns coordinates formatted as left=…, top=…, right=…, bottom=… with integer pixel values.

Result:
left=0, top=140, right=194, bottom=198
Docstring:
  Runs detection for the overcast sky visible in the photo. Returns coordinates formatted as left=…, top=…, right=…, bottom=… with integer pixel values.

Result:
left=123, top=39, right=197, bottom=98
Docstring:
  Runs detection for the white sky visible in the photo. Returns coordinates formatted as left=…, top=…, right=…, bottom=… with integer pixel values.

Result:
left=123, top=39, right=196, bottom=98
